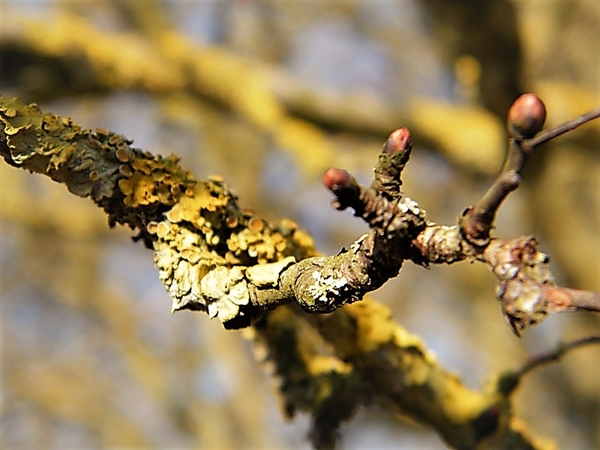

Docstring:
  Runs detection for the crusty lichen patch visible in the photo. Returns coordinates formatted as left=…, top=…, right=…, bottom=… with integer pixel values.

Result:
left=151, top=212, right=298, bottom=325
left=142, top=176, right=309, bottom=326
left=1, top=96, right=316, bottom=328
left=0, top=98, right=123, bottom=200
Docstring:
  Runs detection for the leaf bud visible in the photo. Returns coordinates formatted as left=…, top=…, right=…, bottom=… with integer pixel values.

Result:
left=383, top=127, right=411, bottom=154
left=323, top=168, right=351, bottom=194
left=507, top=94, right=546, bottom=139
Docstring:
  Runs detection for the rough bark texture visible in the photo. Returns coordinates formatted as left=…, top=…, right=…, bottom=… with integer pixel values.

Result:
left=3, top=94, right=598, bottom=449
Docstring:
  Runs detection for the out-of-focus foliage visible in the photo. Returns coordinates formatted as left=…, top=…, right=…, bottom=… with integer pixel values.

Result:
left=0, top=0, right=598, bottom=448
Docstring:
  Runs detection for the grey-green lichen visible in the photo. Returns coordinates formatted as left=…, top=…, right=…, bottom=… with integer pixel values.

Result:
left=307, top=269, right=350, bottom=305
left=0, top=97, right=123, bottom=201
left=0, top=96, right=198, bottom=240
left=142, top=176, right=305, bottom=325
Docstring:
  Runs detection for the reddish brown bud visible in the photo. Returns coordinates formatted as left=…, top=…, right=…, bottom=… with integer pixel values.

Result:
left=323, top=168, right=351, bottom=193
left=383, top=127, right=412, bottom=154
left=323, top=168, right=361, bottom=210
left=507, top=94, right=547, bottom=139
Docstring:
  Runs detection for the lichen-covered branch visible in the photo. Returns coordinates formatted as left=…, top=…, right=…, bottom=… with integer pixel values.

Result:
left=2, top=93, right=598, bottom=332
left=0, top=95, right=309, bottom=328
left=253, top=300, right=551, bottom=450
left=2, top=93, right=598, bottom=449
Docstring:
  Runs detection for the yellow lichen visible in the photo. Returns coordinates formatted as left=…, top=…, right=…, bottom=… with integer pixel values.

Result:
left=245, top=257, right=296, bottom=288
left=156, top=221, right=170, bottom=239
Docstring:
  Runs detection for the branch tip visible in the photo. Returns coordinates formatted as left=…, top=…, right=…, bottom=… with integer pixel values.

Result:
left=383, top=127, right=412, bottom=154
left=323, top=168, right=361, bottom=211
left=323, top=168, right=351, bottom=193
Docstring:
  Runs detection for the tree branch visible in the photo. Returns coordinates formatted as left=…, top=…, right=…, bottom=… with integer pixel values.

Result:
left=2, top=92, right=598, bottom=449
left=497, top=336, right=600, bottom=396
left=2, top=93, right=598, bottom=333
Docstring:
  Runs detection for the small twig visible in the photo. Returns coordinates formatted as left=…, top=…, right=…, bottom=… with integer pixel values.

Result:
left=461, top=96, right=600, bottom=247
left=370, top=127, right=412, bottom=202
left=522, top=336, right=600, bottom=375
left=525, top=106, right=600, bottom=150
left=460, top=94, right=547, bottom=246
left=324, top=127, right=413, bottom=216
left=459, top=170, right=521, bottom=247
left=498, top=336, right=600, bottom=396
left=542, top=286, right=600, bottom=313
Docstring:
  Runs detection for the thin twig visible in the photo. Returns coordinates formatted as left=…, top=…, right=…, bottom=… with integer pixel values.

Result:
left=542, top=286, right=600, bottom=313
left=460, top=100, right=600, bottom=247
left=497, top=336, right=600, bottom=395
left=517, top=335, right=600, bottom=377
left=526, top=106, right=600, bottom=149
